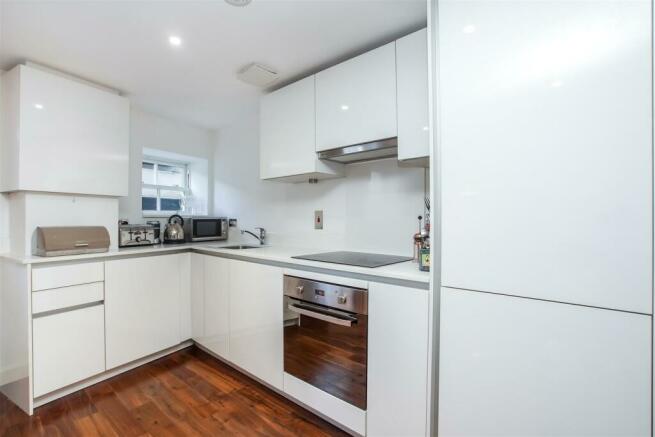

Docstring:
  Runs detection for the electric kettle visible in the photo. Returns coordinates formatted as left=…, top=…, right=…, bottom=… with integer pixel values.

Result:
left=163, top=214, right=185, bottom=244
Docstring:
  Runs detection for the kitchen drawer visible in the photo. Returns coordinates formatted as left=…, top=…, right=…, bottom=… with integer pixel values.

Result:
left=32, top=282, right=104, bottom=315
left=32, top=261, right=104, bottom=291
left=33, top=303, right=106, bottom=397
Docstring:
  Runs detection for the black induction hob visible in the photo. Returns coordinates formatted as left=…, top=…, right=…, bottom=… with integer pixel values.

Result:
left=291, top=251, right=413, bottom=268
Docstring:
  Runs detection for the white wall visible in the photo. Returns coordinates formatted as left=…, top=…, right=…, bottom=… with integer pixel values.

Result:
left=214, top=111, right=426, bottom=256
left=120, top=107, right=215, bottom=223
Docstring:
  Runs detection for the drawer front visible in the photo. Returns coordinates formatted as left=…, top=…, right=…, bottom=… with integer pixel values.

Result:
left=33, top=304, right=106, bottom=397
left=32, top=282, right=104, bottom=315
left=32, top=261, right=104, bottom=291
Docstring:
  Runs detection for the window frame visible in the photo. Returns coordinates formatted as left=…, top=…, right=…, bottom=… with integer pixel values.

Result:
left=141, top=157, right=190, bottom=215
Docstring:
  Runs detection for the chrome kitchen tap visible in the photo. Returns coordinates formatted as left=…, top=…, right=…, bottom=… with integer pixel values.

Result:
left=241, top=227, right=266, bottom=245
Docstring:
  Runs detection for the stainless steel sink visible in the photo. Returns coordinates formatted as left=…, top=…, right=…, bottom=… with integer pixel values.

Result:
left=218, top=245, right=261, bottom=250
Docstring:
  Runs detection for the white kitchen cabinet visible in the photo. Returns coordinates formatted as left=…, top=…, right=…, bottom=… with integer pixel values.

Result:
left=439, top=0, right=652, bottom=313
left=396, top=28, right=430, bottom=162
left=200, top=255, right=230, bottom=359
left=179, top=253, right=192, bottom=341
left=260, top=76, right=342, bottom=182
left=439, top=288, right=651, bottom=436
left=105, top=254, right=182, bottom=369
left=228, top=260, right=283, bottom=389
left=190, top=253, right=205, bottom=341
left=31, top=261, right=104, bottom=291
left=33, top=304, right=105, bottom=397
left=367, top=282, right=429, bottom=437
left=315, top=42, right=397, bottom=152
left=0, top=64, right=129, bottom=196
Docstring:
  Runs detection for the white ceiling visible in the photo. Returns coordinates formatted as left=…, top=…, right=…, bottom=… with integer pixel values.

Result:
left=0, top=0, right=427, bottom=130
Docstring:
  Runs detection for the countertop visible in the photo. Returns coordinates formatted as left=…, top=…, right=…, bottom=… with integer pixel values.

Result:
left=1, top=243, right=431, bottom=288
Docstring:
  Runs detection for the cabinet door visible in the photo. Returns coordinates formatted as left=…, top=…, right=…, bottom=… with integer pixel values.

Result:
left=439, top=288, right=651, bottom=436
left=190, top=253, right=205, bottom=341
left=260, top=76, right=342, bottom=181
left=10, top=65, right=129, bottom=196
left=367, top=282, right=429, bottom=437
left=105, top=254, right=181, bottom=369
left=33, top=304, right=105, bottom=397
left=397, top=28, right=430, bottom=161
left=316, top=43, right=397, bottom=151
left=439, top=0, right=652, bottom=313
left=201, top=256, right=230, bottom=359
left=228, top=260, right=283, bottom=389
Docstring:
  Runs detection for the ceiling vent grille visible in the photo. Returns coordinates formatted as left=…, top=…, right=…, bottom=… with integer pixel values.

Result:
left=225, top=0, right=252, bottom=7
left=237, top=63, right=278, bottom=87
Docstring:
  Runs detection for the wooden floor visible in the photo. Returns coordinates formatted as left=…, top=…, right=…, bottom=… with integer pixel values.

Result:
left=0, top=347, right=349, bottom=437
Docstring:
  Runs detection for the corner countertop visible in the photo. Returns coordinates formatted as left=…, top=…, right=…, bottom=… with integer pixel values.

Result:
left=1, top=243, right=431, bottom=288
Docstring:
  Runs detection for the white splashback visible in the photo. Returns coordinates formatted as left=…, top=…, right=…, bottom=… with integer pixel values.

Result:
left=8, top=192, right=118, bottom=257
left=213, top=112, right=427, bottom=256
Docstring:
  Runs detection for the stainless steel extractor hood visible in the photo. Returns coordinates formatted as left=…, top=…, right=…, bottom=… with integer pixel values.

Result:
left=317, top=137, right=398, bottom=164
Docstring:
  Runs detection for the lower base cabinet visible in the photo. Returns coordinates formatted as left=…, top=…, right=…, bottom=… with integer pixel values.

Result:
left=196, top=255, right=230, bottom=359
left=105, top=254, right=182, bottom=369
left=367, top=282, right=429, bottom=437
left=229, top=260, right=283, bottom=390
left=439, top=287, right=651, bottom=436
left=192, top=255, right=284, bottom=390
left=33, top=304, right=105, bottom=397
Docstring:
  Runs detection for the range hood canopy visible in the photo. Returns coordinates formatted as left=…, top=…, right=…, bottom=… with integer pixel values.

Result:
left=317, top=137, right=398, bottom=164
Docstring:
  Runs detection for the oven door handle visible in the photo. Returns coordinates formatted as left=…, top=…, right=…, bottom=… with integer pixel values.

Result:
left=287, top=303, right=356, bottom=327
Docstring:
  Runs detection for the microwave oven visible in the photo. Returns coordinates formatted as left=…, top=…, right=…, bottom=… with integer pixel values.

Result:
left=183, top=217, right=229, bottom=242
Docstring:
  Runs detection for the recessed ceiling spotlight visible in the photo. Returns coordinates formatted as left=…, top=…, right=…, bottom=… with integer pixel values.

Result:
left=168, top=35, right=182, bottom=47
left=462, top=24, right=476, bottom=34
left=34, top=103, right=44, bottom=110
left=341, top=105, right=350, bottom=111
left=225, top=0, right=252, bottom=6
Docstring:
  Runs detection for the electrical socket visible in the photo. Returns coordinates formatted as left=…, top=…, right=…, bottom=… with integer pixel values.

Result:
left=314, top=210, right=323, bottom=230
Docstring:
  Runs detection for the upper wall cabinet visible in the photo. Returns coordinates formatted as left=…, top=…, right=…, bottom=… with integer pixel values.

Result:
left=260, top=76, right=343, bottom=182
left=0, top=64, right=129, bottom=196
left=315, top=42, right=397, bottom=152
left=396, top=28, right=430, bottom=162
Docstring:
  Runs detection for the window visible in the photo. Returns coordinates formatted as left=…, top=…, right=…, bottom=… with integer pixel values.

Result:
left=142, top=159, right=189, bottom=214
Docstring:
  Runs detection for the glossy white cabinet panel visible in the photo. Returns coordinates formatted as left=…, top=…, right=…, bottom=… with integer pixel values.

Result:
left=179, top=253, right=192, bottom=341
left=439, top=288, right=651, bottom=436
left=439, top=0, right=652, bottom=313
left=32, top=282, right=103, bottom=314
left=201, top=255, right=230, bottom=359
left=105, top=254, right=181, bottom=369
left=32, top=261, right=104, bottom=291
left=190, top=253, right=205, bottom=341
left=367, top=282, right=429, bottom=437
left=33, top=304, right=105, bottom=397
left=316, top=43, right=397, bottom=151
left=228, top=260, right=283, bottom=390
left=1, top=64, right=129, bottom=196
left=260, top=76, right=342, bottom=181
left=397, top=28, right=430, bottom=161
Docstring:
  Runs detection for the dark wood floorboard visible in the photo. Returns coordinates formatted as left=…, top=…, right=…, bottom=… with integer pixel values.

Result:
left=0, top=347, right=350, bottom=437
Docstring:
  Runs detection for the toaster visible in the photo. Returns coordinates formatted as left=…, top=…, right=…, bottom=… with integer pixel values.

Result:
left=119, top=224, right=157, bottom=248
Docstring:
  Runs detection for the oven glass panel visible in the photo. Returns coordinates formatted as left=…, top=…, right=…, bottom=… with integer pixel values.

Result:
left=194, top=220, right=220, bottom=237
left=284, top=300, right=367, bottom=410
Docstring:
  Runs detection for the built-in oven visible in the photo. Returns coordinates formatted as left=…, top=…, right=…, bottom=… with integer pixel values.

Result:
left=183, top=217, right=228, bottom=242
left=283, top=275, right=368, bottom=410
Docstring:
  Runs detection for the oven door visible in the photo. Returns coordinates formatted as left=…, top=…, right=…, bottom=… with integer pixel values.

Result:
left=192, top=218, right=227, bottom=241
left=283, top=297, right=367, bottom=410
